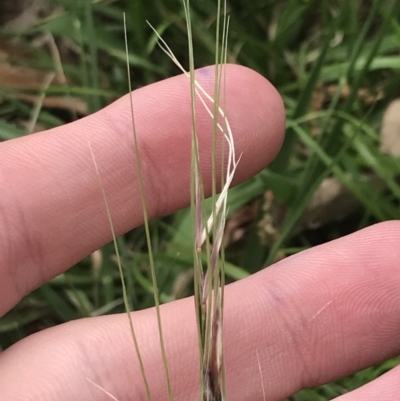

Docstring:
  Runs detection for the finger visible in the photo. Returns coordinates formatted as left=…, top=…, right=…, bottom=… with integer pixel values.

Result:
left=1, top=221, right=400, bottom=400
left=335, top=365, right=400, bottom=400
left=0, top=64, right=285, bottom=315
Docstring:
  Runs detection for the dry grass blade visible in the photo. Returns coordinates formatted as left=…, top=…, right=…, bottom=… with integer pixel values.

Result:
left=124, top=12, right=173, bottom=401
left=26, top=71, right=55, bottom=134
left=180, top=1, right=235, bottom=400
left=86, top=377, right=120, bottom=401
left=91, top=3, right=237, bottom=401
left=87, top=138, right=152, bottom=401
left=150, top=2, right=236, bottom=399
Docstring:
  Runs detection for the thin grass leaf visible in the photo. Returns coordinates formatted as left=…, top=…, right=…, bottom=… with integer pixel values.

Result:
left=0, top=119, right=25, bottom=140
left=87, top=136, right=152, bottom=401
left=86, top=377, right=120, bottom=401
left=124, top=13, right=172, bottom=401
left=40, top=283, right=78, bottom=321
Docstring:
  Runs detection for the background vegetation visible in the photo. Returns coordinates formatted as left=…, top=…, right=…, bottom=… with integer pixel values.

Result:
left=1, top=0, right=400, bottom=399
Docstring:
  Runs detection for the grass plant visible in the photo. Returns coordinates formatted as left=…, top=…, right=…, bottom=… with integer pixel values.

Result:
left=1, top=1, right=400, bottom=400
left=89, top=2, right=235, bottom=400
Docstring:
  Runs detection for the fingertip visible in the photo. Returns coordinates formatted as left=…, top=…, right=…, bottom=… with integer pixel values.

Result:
left=116, top=63, right=286, bottom=215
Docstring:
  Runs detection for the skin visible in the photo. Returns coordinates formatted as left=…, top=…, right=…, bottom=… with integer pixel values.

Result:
left=0, top=64, right=399, bottom=401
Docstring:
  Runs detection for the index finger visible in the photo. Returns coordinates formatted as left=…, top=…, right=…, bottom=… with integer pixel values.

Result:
left=0, top=64, right=285, bottom=315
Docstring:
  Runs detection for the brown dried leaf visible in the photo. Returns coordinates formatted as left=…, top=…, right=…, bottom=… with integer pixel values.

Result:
left=17, top=93, right=87, bottom=115
left=296, top=177, right=360, bottom=231
left=0, top=62, right=87, bottom=114
left=295, top=174, right=384, bottom=233
left=0, top=62, right=63, bottom=90
left=1, top=0, right=53, bottom=32
left=380, top=99, right=400, bottom=157
left=224, top=201, right=258, bottom=247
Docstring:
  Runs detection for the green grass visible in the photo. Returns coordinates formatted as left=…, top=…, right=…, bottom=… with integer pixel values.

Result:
left=1, top=0, right=400, bottom=399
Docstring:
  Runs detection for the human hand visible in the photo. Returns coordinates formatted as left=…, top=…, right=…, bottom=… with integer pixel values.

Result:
left=0, top=65, right=399, bottom=401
